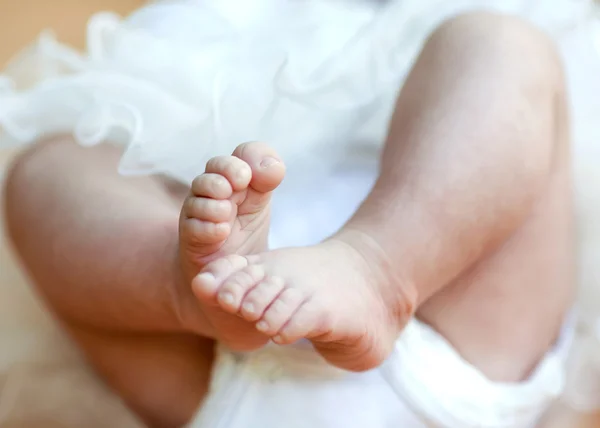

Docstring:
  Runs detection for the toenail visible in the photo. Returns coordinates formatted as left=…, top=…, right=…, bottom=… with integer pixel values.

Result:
left=242, top=302, right=255, bottom=314
left=195, top=273, right=215, bottom=289
left=256, top=321, right=269, bottom=332
left=260, top=157, right=280, bottom=168
left=192, top=272, right=217, bottom=296
left=218, top=292, right=235, bottom=306
left=272, top=335, right=283, bottom=344
left=237, top=166, right=251, bottom=180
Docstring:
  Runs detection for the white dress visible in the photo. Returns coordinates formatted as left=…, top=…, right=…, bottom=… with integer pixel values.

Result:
left=1, top=0, right=600, bottom=426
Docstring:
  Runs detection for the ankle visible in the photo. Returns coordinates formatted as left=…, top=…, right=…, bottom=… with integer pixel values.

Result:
left=330, top=228, right=417, bottom=322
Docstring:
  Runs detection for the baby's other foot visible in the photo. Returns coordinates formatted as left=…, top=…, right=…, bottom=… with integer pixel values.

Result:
left=194, top=236, right=416, bottom=371
left=178, top=142, right=285, bottom=349
left=179, top=141, right=285, bottom=280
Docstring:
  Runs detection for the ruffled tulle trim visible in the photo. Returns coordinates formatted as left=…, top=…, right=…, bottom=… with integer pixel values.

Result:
left=0, top=5, right=422, bottom=182
left=1, top=1, right=598, bottom=182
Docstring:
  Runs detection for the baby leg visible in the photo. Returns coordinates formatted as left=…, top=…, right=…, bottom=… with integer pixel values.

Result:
left=197, top=12, right=572, bottom=376
left=3, top=138, right=212, bottom=426
left=411, top=16, right=573, bottom=381
left=3, top=139, right=284, bottom=425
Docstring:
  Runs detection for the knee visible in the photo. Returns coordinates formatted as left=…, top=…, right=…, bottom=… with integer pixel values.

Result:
left=428, top=11, right=564, bottom=90
left=3, top=158, right=33, bottom=255
left=2, top=138, right=61, bottom=243
left=3, top=148, right=35, bottom=236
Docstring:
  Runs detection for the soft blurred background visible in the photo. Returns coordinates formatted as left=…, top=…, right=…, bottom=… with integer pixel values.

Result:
left=0, top=1, right=598, bottom=427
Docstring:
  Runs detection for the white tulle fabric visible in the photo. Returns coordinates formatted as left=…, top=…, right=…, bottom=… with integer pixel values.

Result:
left=1, top=0, right=594, bottom=182
left=2, top=0, right=600, bottom=424
left=2, top=0, right=417, bottom=183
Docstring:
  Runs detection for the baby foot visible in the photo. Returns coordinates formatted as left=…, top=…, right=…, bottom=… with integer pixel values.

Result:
left=193, top=235, right=416, bottom=371
left=178, top=142, right=285, bottom=350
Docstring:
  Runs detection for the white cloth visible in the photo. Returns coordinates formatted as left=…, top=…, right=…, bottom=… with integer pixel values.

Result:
left=1, top=0, right=600, bottom=424
left=1, top=0, right=595, bottom=185
left=191, top=318, right=573, bottom=428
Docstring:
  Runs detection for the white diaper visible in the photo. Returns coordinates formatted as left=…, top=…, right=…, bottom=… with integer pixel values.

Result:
left=189, top=317, right=573, bottom=428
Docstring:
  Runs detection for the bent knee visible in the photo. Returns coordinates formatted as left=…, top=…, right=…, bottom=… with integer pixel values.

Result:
left=3, top=137, right=120, bottom=231
left=3, top=136, right=84, bottom=246
left=3, top=138, right=61, bottom=233
left=428, top=11, right=564, bottom=89
left=3, top=147, right=39, bottom=240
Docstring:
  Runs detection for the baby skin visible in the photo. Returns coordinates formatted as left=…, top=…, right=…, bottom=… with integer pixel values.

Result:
left=178, top=141, right=287, bottom=351
left=184, top=142, right=413, bottom=372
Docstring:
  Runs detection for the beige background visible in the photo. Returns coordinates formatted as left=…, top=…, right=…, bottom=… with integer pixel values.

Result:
left=0, top=1, right=598, bottom=426
left=0, top=0, right=144, bottom=66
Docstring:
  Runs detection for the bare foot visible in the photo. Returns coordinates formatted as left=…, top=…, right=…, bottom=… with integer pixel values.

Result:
left=193, top=234, right=416, bottom=371
left=178, top=142, right=285, bottom=350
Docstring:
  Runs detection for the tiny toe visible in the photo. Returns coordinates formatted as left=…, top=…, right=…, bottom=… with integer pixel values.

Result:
left=180, top=218, right=230, bottom=247
left=240, top=276, right=285, bottom=321
left=275, top=300, right=325, bottom=344
left=183, top=197, right=232, bottom=223
left=233, top=142, right=285, bottom=193
left=191, top=255, right=248, bottom=300
left=217, top=265, right=266, bottom=313
left=256, top=288, right=306, bottom=336
left=192, top=272, right=218, bottom=301
left=191, top=173, right=232, bottom=199
left=205, top=156, right=252, bottom=191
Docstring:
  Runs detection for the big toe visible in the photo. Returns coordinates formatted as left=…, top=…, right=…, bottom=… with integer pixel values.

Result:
left=233, top=142, right=285, bottom=194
